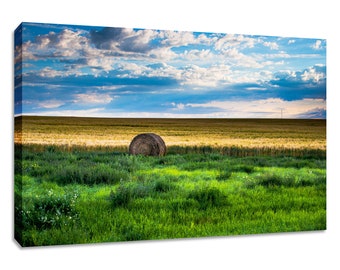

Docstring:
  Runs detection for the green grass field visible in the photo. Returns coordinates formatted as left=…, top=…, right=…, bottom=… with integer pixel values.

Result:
left=14, top=117, right=326, bottom=246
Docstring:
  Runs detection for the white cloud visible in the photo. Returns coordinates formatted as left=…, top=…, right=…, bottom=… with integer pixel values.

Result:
left=115, top=62, right=151, bottom=77
left=263, top=41, right=279, bottom=50
left=180, top=49, right=213, bottom=61
left=132, top=29, right=159, bottom=48
left=35, top=29, right=89, bottom=57
left=147, top=63, right=180, bottom=78
left=86, top=57, right=114, bottom=71
left=214, top=34, right=256, bottom=51
left=56, top=29, right=87, bottom=51
left=149, top=47, right=177, bottom=60
left=37, top=67, right=64, bottom=77
left=311, top=40, right=322, bottom=50
left=115, top=29, right=160, bottom=54
left=179, top=64, right=232, bottom=87
left=170, top=102, right=185, bottom=110
left=301, top=66, right=325, bottom=82
left=73, top=93, right=114, bottom=104
left=35, top=66, right=86, bottom=78
left=95, top=85, right=122, bottom=91
left=17, top=41, right=37, bottom=62
left=222, top=48, right=263, bottom=68
left=37, top=99, right=65, bottom=109
left=160, top=30, right=197, bottom=47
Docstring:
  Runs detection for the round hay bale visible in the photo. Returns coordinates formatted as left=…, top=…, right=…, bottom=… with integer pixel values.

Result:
left=129, top=133, right=166, bottom=156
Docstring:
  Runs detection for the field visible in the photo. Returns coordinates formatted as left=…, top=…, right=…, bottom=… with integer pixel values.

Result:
left=14, top=116, right=326, bottom=246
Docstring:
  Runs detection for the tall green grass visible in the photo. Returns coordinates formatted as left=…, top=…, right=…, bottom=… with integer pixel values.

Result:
left=15, top=144, right=326, bottom=246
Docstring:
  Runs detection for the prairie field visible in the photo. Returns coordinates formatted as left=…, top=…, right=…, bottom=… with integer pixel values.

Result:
left=14, top=116, right=326, bottom=246
left=15, top=116, right=326, bottom=150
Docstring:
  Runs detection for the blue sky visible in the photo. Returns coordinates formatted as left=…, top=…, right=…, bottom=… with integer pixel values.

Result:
left=14, top=22, right=326, bottom=118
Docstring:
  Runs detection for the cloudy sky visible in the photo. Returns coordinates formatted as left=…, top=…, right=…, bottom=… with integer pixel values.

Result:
left=14, top=22, right=326, bottom=118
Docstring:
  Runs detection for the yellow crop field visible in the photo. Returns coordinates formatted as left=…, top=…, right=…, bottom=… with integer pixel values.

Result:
left=15, top=116, right=326, bottom=152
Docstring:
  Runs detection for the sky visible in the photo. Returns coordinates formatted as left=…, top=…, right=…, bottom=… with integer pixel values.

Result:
left=14, top=22, right=326, bottom=119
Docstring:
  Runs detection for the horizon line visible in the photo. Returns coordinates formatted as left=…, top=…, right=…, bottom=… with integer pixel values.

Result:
left=14, top=113, right=326, bottom=120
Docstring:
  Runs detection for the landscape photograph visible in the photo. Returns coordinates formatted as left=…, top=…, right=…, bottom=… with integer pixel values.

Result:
left=14, top=22, right=326, bottom=247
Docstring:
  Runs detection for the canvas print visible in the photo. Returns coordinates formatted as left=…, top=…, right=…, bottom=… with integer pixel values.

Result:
left=14, top=22, right=326, bottom=247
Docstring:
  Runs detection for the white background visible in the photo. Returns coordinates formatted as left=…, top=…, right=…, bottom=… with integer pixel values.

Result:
left=1, top=1, right=339, bottom=269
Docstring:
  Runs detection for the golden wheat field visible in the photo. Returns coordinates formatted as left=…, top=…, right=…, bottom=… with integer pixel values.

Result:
left=15, top=116, right=326, bottom=152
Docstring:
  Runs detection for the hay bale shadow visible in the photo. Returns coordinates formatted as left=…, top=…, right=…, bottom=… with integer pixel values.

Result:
left=129, top=133, right=166, bottom=156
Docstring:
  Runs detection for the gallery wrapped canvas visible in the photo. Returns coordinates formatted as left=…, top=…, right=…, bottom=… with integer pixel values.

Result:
left=14, top=22, right=326, bottom=247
